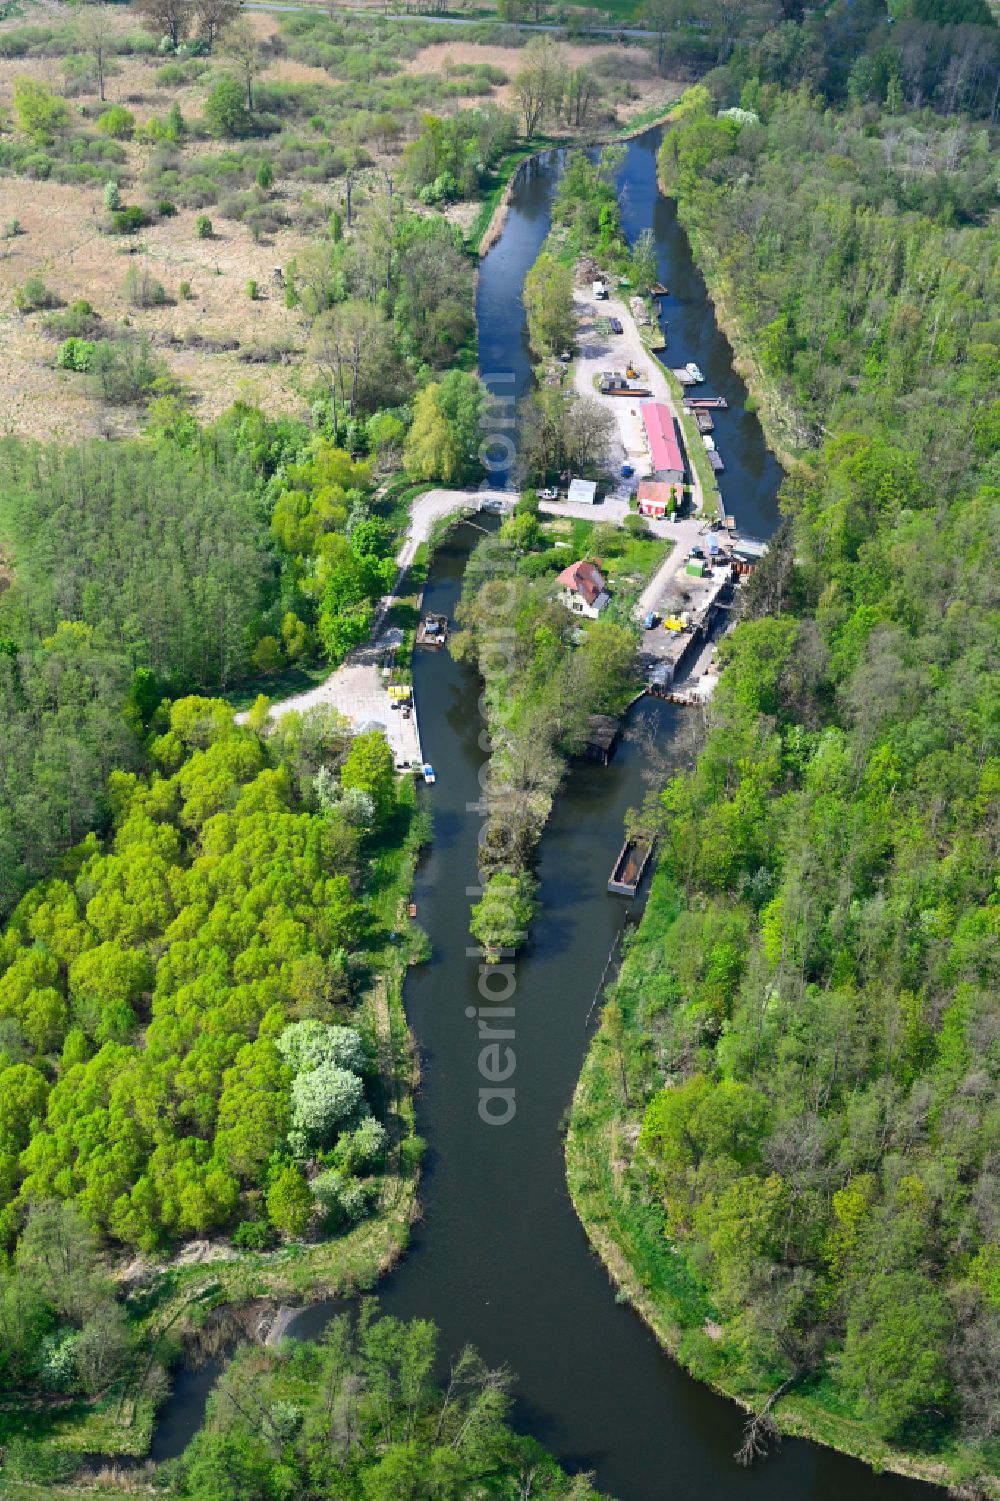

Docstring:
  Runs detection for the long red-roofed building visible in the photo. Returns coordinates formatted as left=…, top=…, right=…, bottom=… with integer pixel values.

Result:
left=641, top=401, right=685, bottom=483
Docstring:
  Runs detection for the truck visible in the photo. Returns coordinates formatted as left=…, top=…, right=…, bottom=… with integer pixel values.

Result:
left=593, top=280, right=608, bottom=301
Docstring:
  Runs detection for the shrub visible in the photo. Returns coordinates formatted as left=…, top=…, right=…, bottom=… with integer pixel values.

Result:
left=277, top=1021, right=366, bottom=1076
left=103, top=179, right=121, bottom=211
left=123, top=264, right=166, bottom=308
left=195, top=213, right=212, bottom=239
left=232, top=1218, right=274, bottom=1251
left=13, top=78, right=70, bottom=143
left=333, top=1116, right=387, bottom=1173
left=13, top=275, right=60, bottom=314
left=5, top=218, right=22, bottom=237
left=256, top=159, right=273, bottom=190
left=265, top=1162, right=312, bottom=1238
left=310, top=1168, right=378, bottom=1225
left=43, top=299, right=100, bottom=339
left=157, top=199, right=177, bottom=217
left=96, top=105, right=135, bottom=140
left=56, top=337, right=97, bottom=372
left=246, top=278, right=258, bottom=301
left=204, top=75, right=251, bottom=139
left=89, top=336, right=171, bottom=406
left=179, top=279, right=191, bottom=299
left=110, top=205, right=147, bottom=235
left=290, top=1064, right=365, bottom=1149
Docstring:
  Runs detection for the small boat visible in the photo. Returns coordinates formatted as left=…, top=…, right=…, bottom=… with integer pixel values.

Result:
left=686, top=396, right=727, bottom=409
left=651, top=281, right=669, bottom=297
left=685, top=362, right=705, bottom=383
left=608, top=836, right=655, bottom=896
left=708, top=450, right=725, bottom=473
left=407, top=901, right=417, bottom=919
left=672, top=367, right=697, bottom=385
left=422, top=764, right=436, bottom=785
left=702, top=434, right=716, bottom=452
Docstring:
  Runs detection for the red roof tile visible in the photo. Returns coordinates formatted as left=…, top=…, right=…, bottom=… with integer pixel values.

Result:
left=557, top=559, right=607, bottom=607
left=641, top=402, right=684, bottom=475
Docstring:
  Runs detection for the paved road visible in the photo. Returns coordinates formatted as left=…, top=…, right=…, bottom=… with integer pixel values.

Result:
left=242, top=488, right=481, bottom=764
left=571, top=280, right=705, bottom=516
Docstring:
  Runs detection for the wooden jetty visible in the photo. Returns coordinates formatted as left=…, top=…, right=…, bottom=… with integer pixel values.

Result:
left=608, top=836, right=655, bottom=896
left=584, top=714, right=621, bottom=765
left=415, top=613, right=449, bottom=650
left=672, top=367, right=698, bottom=386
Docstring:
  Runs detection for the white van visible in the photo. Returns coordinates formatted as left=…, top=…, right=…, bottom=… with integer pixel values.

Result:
left=593, top=280, right=608, bottom=300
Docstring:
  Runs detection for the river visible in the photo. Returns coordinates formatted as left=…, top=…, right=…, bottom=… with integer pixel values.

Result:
left=150, top=129, right=934, bottom=1501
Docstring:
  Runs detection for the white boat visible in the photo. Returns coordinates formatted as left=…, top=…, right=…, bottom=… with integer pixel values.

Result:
left=702, top=434, right=716, bottom=451
left=685, top=362, right=705, bottom=383
left=422, top=764, right=436, bottom=785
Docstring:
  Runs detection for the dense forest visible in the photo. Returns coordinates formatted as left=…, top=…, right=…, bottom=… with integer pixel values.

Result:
left=0, top=402, right=465, bottom=920
left=0, top=696, right=404, bottom=1250
left=0, top=689, right=423, bottom=1436
left=570, top=14, right=998, bottom=1486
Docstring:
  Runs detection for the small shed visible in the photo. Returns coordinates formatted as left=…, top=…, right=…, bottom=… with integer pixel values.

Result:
left=584, top=714, right=621, bottom=764
left=567, top=478, right=598, bottom=506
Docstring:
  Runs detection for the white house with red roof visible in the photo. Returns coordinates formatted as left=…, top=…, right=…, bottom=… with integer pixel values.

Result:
left=556, top=559, right=610, bottom=619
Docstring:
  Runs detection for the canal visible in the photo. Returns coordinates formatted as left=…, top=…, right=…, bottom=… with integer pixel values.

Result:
left=151, top=128, right=934, bottom=1501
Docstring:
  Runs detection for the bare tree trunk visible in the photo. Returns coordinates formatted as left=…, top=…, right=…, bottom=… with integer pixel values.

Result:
left=735, top=1375, right=797, bottom=1466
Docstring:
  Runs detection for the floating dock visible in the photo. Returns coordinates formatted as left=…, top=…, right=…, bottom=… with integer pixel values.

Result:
left=415, top=613, right=449, bottom=650
left=608, top=837, right=655, bottom=896
left=672, top=368, right=698, bottom=385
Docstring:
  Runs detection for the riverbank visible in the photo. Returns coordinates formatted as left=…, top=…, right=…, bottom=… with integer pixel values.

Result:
left=565, top=866, right=986, bottom=1496
left=654, top=123, right=809, bottom=469
left=562, top=104, right=994, bottom=1497
left=472, top=98, right=682, bottom=261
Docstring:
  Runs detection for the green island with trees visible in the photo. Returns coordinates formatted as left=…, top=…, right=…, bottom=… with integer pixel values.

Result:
left=567, top=6, right=999, bottom=1493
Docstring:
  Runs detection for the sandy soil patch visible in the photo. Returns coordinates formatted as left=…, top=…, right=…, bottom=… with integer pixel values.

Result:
left=403, top=40, right=674, bottom=120
left=0, top=173, right=319, bottom=441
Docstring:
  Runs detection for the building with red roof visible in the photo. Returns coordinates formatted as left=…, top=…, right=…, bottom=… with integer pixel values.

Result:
left=636, top=479, right=679, bottom=519
left=641, top=401, right=685, bottom=483
left=556, top=559, right=610, bottom=619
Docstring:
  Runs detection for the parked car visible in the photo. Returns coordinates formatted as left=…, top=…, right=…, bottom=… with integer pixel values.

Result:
left=538, top=486, right=559, bottom=501
left=689, top=546, right=705, bottom=559
left=643, top=611, right=658, bottom=630
left=608, top=317, right=623, bottom=334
